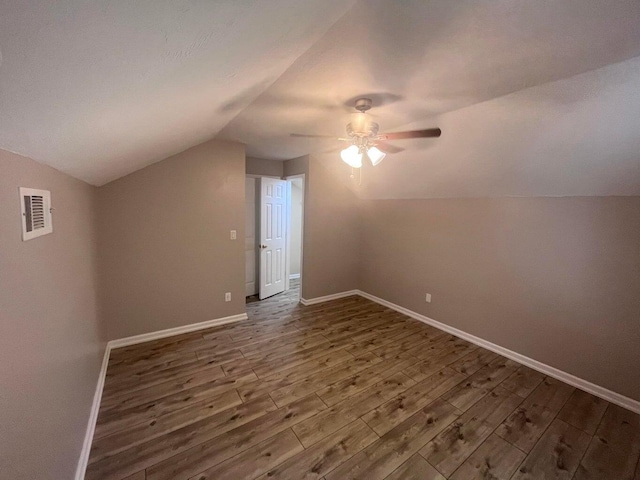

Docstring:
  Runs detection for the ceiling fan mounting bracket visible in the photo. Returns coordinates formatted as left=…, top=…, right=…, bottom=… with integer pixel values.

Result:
left=354, top=97, right=373, bottom=113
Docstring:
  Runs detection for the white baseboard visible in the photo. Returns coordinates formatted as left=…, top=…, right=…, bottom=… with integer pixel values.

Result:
left=357, top=290, right=640, bottom=414
left=289, top=273, right=301, bottom=280
left=300, top=290, right=359, bottom=306
left=109, top=313, right=248, bottom=349
left=297, top=288, right=639, bottom=414
left=75, top=289, right=639, bottom=479
left=74, top=312, right=247, bottom=479
left=75, top=343, right=111, bottom=480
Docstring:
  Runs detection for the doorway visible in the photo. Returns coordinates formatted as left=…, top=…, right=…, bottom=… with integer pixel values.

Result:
left=287, top=176, right=304, bottom=298
left=245, top=174, right=304, bottom=303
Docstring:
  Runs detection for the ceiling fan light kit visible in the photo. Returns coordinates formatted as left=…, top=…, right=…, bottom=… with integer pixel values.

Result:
left=292, top=97, right=441, bottom=174
left=340, top=144, right=363, bottom=168
left=340, top=143, right=385, bottom=168
left=367, top=146, right=386, bottom=166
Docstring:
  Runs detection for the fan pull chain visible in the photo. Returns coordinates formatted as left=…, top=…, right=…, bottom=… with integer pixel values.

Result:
left=349, top=167, right=363, bottom=185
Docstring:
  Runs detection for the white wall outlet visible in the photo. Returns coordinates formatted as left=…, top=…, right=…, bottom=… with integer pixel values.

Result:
left=425, top=293, right=432, bottom=303
left=225, top=292, right=231, bottom=302
left=230, top=230, right=237, bottom=240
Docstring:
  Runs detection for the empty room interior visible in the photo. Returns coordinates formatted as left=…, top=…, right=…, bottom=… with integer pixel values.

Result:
left=2, top=2, right=640, bottom=479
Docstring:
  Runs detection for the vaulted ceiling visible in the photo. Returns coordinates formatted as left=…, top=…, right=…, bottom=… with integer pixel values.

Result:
left=2, top=1, right=639, bottom=197
left=0, top=0, right=356, bottom=185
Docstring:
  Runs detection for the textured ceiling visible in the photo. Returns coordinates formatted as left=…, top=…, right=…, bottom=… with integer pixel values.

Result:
left=0, top=0, right=355, bottom=185
left=1, top=0, right=639, bottom=196
left=353, top=57, right=640, bottom=198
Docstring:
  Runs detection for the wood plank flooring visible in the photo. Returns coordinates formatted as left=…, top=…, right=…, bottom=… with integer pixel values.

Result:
left=88, top=284, right=640, bottom=479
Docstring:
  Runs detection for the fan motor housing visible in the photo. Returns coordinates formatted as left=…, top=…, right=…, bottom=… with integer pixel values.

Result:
left=354, top=97, right=373, bottom=113
left=346, top=121, right=379, bottom=138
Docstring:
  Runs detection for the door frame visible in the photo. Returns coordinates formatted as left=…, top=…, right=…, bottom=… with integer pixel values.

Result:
left=284, top=174, right=305, bottom=299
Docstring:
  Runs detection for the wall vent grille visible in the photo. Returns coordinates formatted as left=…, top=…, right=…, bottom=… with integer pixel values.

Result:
left=20, top=187, right=52, bottom=241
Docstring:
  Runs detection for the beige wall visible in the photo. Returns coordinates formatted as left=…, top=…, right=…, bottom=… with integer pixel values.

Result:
left=6, top=131, right=636, bottom=480
left=359, top=196, right=640, bottom=401
left=290, top=179, right=303, bottom=276
left=98, top=139, right=246, bottom=339
left=0, top=149, right=105, bottom=479
left=246, top=156, right=284, bottom=177
left=284, top=155, right=360, bottom=299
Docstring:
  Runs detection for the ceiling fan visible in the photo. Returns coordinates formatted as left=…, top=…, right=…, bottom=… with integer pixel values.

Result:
left=291, top=97, right=441, bottom=168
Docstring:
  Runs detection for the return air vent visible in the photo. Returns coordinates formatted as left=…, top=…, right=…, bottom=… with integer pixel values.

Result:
left=20, top=187, right=52, bottom=241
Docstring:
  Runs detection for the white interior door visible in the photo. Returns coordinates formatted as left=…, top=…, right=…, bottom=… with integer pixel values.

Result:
left=245, top=177, right=257, bottom=297
left=259, top=177, right=287, bottom=299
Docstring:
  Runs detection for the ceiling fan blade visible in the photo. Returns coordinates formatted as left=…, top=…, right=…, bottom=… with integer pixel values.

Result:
left=375, top=141, right=405, bottom=154
left=290, top=133, right=338, bottom=139
left=380, top=128, right=441, bottom=140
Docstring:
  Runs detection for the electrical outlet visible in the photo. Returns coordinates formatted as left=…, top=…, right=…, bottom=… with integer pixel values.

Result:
left=225, top=292, right=231, bottom=302
left=230, top=230, right=237, bottom=240
left=425, top=293, right=432, bottom=303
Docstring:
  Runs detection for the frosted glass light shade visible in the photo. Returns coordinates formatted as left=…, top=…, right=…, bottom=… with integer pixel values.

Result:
left=340, top=145, right=362, bottom=168
left=367, top=146, right=386, bottom=166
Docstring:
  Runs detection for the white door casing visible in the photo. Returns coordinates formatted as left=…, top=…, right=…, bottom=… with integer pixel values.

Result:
left=284, top=174, right=305, bottom=301
left=259, top=177, right=287, bottom=300
left=284, top=179, right=292, bottom=293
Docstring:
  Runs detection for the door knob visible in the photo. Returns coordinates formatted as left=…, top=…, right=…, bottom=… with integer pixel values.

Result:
left=259, top=244, right=267, bottom=249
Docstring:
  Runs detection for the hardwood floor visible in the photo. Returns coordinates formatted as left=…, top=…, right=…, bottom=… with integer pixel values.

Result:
left=88, top=287, right=640, bottom=480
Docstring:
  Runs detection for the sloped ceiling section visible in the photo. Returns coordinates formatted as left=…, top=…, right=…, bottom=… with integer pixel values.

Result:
left=220, top=0, right=640, bottom=198
left=0, top=0, right=356, bottom=185
left=354, top=57, right=640, bottom=198
left=1, top=0, right=639, bottom=196
left=220, top=0, right=640, bottom=156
